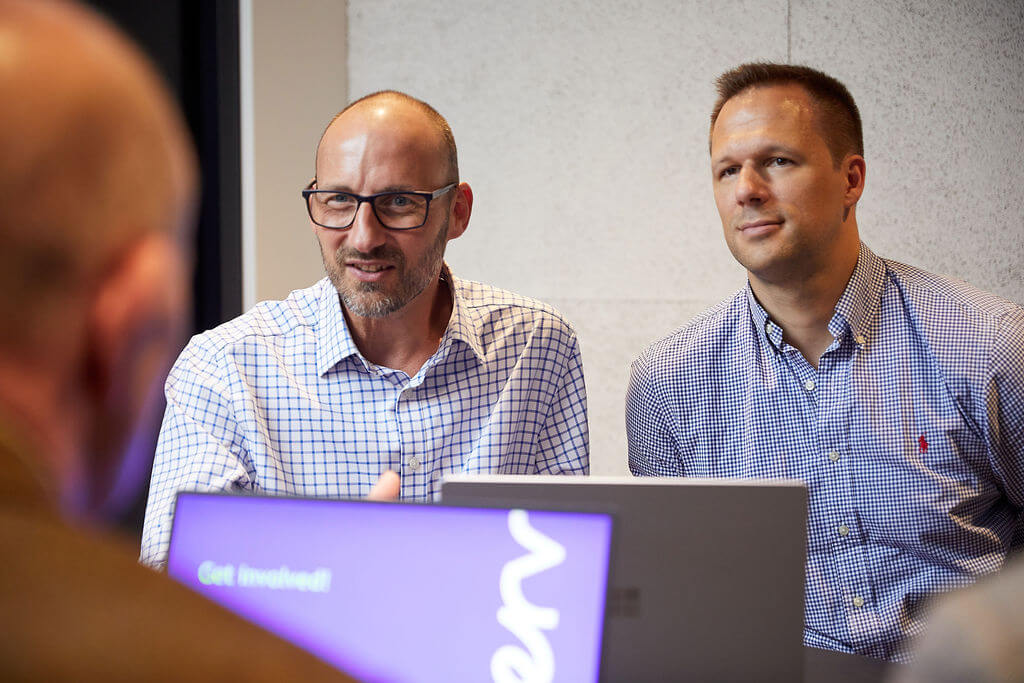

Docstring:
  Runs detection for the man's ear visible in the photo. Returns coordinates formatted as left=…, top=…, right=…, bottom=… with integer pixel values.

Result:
left=446, top=182, right=473, bottom=241
left=82, top=233, right=187, bottom=513
left=843, top=154, right=866, bottom=208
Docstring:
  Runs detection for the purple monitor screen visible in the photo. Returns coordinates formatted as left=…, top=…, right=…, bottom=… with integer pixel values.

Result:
left=167, top=493, right=612, bottom=682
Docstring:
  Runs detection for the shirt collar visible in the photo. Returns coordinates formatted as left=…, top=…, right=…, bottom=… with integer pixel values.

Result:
left=315, top=263, right=485, bottom=376
left=745, top=241, right=886, bottom=352
left=829, top=242, right=886, bottom=345
left=316, top=279, right=361, bottom=376
left=744, top=284, right=785, bottom=351
left=441, top=265, right=487, bottom=364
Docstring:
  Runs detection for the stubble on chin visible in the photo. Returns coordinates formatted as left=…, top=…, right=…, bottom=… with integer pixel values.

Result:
left=321, top=217, right=449, bottom=319
left=339, top=282, right=403, bottom=318
left=324, top=249, right=404, bottom=318
left=730, top=229, right=830, bottom=288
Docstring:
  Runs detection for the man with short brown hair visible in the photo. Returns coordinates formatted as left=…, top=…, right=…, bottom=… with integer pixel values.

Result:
left=709, top=62, right=863, bottom=163
left=627, top=62, right=1024, bottom=661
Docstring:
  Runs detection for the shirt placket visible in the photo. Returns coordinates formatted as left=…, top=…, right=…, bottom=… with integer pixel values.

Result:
left=818, top=339, right=877, bottom=648
left=363, top=362, right=409, bottom=494
left=390, top=339, right=454, bottom=500
left=387, top=378, right=430, bottom=500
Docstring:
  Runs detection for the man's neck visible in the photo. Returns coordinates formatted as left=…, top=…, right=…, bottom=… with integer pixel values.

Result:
left=0, top=363, right=79, bottom=511
left=343, top=276, right=454, bottom=378
left=750, top=246, right=859, bottom=369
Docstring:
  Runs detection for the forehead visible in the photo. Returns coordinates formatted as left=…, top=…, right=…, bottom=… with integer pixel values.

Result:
left=315, top=103, right=447, bottom=188
left=711, top=84, right=828, bottom=158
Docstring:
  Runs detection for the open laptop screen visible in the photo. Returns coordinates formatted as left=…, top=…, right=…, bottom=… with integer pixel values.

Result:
left=168, top=493, right=613, bottom=682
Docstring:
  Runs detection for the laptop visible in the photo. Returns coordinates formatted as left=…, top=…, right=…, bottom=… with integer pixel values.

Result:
left=442, top=475, right=807, bottom=683
left=167, top=492, right=613, bottom=683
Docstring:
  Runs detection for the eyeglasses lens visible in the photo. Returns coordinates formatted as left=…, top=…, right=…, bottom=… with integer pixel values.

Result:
left=310, top=192, right=429, bottom=229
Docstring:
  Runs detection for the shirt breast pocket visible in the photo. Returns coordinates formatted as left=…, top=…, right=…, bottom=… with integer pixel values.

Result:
left=858, top=404, right=991, bottom=548
left=910, top=408, right=989, bottom=499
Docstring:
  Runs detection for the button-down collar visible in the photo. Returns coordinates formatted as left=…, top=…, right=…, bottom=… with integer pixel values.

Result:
left=316, top=263, right=486, bottom=377
left=745, top=242, right=888, bottom=354
left=829, top=243, right=886, bottom=347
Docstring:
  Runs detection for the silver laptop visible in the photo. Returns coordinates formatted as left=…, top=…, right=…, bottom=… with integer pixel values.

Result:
left=442, top=475, right=807, bottom=683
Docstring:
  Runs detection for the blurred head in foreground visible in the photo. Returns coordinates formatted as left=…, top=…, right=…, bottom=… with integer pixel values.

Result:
left=0, top=2, right=353, bottom=679
left=0, top=0, right=195, bottom=518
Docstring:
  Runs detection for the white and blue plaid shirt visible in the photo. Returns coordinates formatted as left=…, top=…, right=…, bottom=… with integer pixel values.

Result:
left=627, top=243, right=1024, bottom=662
left=141, top=268, right=589, bottom=568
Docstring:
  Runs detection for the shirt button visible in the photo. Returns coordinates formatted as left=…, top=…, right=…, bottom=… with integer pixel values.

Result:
left=407, top=457, right=420, bottom=471
left=852, top=596, right=865, bottom=608
left=854, top=334, right=867, bottom=346
left=829, top=451, right=840, bottom=462
left=804, top=379, right=816, bottom=392
left=838, top=524, right=850, bottom=537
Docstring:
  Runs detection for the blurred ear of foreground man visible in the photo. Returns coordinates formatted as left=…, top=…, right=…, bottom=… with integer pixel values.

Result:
left=0, top=1, right=354, bottom=680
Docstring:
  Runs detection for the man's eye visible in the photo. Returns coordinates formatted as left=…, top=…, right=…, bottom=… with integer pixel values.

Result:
left=379, top=194, right=421, bottom=212
left=768, top=157, right=792, bottom=167
left=719, top=167, right=739, bottom=179
left=325, top=193, right=355, bottom=207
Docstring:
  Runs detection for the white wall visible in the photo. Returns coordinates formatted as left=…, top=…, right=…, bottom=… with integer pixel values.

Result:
left=248, top=0, right=347, bottom=306
left=250, top=0, right=1024, bottom=476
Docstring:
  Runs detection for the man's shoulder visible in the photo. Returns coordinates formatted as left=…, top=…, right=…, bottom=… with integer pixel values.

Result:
left=183, top=279, right=328, bottom=360
left=884, top=258, right=1023, bottom=328
left=452, top=276, right=576, bottom=334
left=634, top=289, right=749, bottom=374
left=0, top=508, right=349, bottom=681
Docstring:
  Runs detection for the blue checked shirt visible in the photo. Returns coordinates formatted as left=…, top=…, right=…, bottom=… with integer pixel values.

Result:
left=626, top=243, right=1024, bottom=662
left=141, top=267, right=589, bottom=568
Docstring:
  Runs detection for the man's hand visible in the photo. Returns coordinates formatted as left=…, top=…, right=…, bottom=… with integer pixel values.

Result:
left=367, top=470, right=400, bottom=501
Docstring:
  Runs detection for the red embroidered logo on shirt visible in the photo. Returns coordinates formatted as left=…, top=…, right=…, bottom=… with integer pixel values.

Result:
left=919, top=435, right=928, bottom=452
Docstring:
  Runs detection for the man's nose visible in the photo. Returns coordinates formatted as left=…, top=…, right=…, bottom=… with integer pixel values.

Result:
left=735, top=165, right=769, bottom=205
left=346, top=202, right=388, bottom=253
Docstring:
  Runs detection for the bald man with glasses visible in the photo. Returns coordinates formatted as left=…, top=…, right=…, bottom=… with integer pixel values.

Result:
left=141, top=92, right=590, bottom=568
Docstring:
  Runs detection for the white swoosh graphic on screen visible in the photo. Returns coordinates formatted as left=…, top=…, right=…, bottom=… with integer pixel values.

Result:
left=491, top=509, right=566, bottom=683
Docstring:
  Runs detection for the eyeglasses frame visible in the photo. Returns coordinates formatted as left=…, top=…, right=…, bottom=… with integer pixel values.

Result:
left=301, top=181, right=457, bottom=231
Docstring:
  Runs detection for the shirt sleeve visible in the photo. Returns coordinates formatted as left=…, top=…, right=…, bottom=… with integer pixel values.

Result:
left=534, top=332, right=590, bottom=475
left=139, top=340, right=253, bottom=569
left=626, top=351, right=684, bottom=476
left=985, top=306, right=1024, bottom=547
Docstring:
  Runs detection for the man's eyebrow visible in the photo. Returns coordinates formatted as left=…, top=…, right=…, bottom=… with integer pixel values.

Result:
left=315, top=184, right=416, bottom=194
left=710, top=153, right=738, bottom=167
left=761, top=144, right=803, bottom=158
left=711, top=144, right=804, bottom=166
left=313, top=183, right=353, bottom=192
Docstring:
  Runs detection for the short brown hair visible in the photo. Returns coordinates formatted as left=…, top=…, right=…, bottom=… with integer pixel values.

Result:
left=710, top=63, right=863, bottom=164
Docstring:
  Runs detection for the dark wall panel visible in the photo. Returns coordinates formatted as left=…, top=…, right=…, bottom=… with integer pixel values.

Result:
left=85, top=0, right=243, bottom=536
left=87, top=0, right=242, bottom=333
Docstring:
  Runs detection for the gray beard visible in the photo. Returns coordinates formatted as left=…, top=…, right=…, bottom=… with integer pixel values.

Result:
left=325, top=216, right=449, bottom=319
left=340, top=283, right=406, bottom=318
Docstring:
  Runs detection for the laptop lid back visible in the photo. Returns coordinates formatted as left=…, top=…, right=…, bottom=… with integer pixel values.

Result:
left=442, top=475, right=807, bottom=683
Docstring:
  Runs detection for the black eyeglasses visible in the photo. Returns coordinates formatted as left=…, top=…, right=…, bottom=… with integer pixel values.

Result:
left=301, top=181, right=456, bottom=230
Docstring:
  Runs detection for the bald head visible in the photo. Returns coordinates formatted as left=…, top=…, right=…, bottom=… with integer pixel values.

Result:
left=316, top=91, right=459, bottom=185
left=0, top=0, right=199, bottom=515
left=0, top=0, right=196, bottom=349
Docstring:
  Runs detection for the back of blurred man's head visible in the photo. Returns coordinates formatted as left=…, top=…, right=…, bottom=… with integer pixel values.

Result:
left=0, top=0, right=197, bottom=518
left=0, top=6, right=361, bottom=681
